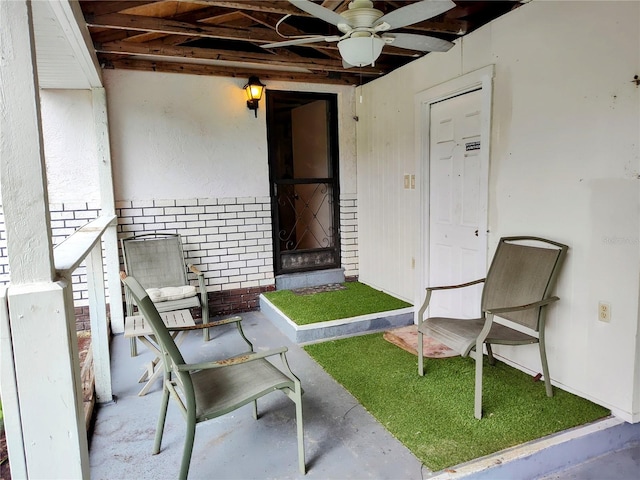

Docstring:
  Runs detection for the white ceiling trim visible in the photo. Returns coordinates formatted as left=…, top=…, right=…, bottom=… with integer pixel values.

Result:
left=33, top=0, right=102, bottom=89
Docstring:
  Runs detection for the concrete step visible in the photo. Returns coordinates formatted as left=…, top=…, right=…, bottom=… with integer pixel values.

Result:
left=275, top=268, right=345, bottom=290
left=427, top=417, right=640, bottom=479
left=260, top=294, right=414, bottom=344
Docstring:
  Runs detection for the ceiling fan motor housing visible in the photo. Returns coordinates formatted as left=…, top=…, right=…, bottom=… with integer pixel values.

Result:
left=261, top=0, right=457, bottom=68
left=339, top=0, right=384, bottom=33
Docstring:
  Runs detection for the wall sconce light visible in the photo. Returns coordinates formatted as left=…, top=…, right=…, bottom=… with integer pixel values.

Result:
left=244, top=76, right=265, bottom=118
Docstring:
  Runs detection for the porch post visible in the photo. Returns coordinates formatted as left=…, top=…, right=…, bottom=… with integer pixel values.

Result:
left=92, top=87, right=125, bottom=335
left=86, top=242, right=113, bottom=403
left=0, top=0, right=90, bottom=477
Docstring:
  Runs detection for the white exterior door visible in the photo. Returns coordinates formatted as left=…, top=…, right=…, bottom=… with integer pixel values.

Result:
left=428, top=89, right=486, bottom=318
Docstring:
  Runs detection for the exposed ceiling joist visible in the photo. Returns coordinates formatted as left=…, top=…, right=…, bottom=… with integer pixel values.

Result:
left=79, top=1, right=521, bottom=85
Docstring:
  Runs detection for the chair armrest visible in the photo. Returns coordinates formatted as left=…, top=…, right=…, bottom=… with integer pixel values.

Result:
left=485, top=296, right=559, bottom=315
left=455, top=296, right=560, bottom=357
left=427, top=278, right=486, bottom=291
left=187, top=264, right=209, bottom=327
left=188, top=264, right=203, bottom=276
left=167, top=315, right=242, bottom=332
left=177, top=347, right=289, bottom=372
left=418, top=278, right=486, bottom=324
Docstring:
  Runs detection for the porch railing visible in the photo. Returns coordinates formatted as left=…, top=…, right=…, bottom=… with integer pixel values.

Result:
left=53, top=214, right=116, bottom=404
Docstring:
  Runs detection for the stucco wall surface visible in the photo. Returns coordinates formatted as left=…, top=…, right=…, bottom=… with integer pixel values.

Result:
left=40, top=89, right=100, bottom=203
left=356, top=0, right=640, bottom=420
left=103, top=70, right=357, bottom=201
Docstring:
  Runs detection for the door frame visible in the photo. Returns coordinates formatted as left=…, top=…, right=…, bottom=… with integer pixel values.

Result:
left=265, top=90, right=341, bottom=276
left=414, top=65, right=495, bottom=318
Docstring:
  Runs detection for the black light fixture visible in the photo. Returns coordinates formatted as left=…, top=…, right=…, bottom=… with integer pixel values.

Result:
left=243, top=76, right=265, bottom=118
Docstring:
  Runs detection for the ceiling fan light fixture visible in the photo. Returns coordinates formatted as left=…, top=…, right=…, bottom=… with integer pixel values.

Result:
left=338, top=36, right=384, bottom=67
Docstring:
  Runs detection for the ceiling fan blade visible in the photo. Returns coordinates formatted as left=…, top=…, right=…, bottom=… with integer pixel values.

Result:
left=382, top=33, right=454, bottom=52
left=262, top=36, right=340, bottom=49
left=377, top=0, right=456, bottom=30
left=289, top=0, right=350, bottom=28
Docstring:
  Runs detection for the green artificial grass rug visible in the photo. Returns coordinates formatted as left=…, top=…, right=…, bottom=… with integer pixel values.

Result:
left=262, top=282, right=411, bottom=326
left=305, top=333, right=610, bottom=472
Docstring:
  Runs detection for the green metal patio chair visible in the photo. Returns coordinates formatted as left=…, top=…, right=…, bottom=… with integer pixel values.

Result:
left=120, top=273, right=306, bottom=480
left=121, top=233, right=211, bottom=355
left=417, top=236, right=568, bottom=419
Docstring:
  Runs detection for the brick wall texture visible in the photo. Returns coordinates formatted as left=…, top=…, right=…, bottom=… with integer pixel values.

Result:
left=0, top=195, right=358, bottom=330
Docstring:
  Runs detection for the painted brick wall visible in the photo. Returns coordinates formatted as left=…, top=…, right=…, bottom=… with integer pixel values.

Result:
left=0, top=209, right=7, bottom=285
left=116, top=196, right=277, bottom=320
left=0, top=194, right=360, bottom=328
left=0, top=202, right=103, bottom=298
left=340, top=194, right=359, bottom=279
left=49, top=202, right=104, bottom=303
left=116, top=196, right=275, bottom=290
left=1, top=203, right=105, bottom=330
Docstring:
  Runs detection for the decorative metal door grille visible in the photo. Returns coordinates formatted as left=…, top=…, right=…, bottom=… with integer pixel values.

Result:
left=267, top=91, right=340, bottom=275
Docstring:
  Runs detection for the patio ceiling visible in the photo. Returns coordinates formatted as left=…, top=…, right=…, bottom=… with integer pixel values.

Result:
left=78, top=0, right=522, bottom=86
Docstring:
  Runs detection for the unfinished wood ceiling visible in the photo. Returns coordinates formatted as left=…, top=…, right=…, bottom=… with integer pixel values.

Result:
left=79, top=0, right=521, bottom=86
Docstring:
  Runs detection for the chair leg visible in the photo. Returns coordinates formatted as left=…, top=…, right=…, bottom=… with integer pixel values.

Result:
left=202, top=318, right=210, bottom=342
left=201, top=296, right=210, bottom=342
left=153, top=385, right=171, bottom=455
left=295, top=387, right=306, bottom=474
left=236, top=322, right=254, bottom=352
left=474, top=348, right=484, bottom=419
left=539, top=341, right=553, bottom=397
left=126, top=297, right=138, bottom=356
left=486, top=343, right=496, bottom=366
left=200, top=309, right=210, bottom=342
left=179, top=413, right=197, bottom=480
left=418, top=330, right=425, bottom=376
left=252, top=400, right=258, bottom=420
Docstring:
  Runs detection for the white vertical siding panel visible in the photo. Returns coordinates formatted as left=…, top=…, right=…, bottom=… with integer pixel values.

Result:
left=356, top=80, right=415, bottom=302
left=357, top=0, right=640, bottom=421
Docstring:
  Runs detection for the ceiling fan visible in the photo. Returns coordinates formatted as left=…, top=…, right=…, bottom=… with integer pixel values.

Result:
left=261, top=0, right=456, bottom=68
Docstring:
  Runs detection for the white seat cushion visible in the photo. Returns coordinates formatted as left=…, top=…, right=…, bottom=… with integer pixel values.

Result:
left=146, top=285, right=197, bottom=303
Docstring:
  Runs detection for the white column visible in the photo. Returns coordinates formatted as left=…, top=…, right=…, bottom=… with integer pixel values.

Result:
left=92, top=87, right=125, bottom=334
left=0, top=1, right=90, bottom=477
left=86, top=242, right=113, bottom=403
left=7, top=283, right=89, bottom=479
left=0, top=0, right=54, bottom=284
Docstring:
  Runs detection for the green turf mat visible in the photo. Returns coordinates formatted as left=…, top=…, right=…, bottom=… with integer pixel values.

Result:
left=305, top=333, right=609, bottom=471
left=262, top=282, right=411, bottom=325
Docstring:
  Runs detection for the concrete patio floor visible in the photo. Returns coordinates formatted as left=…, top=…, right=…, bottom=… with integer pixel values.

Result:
left=89, top=310, right=640, bottom=479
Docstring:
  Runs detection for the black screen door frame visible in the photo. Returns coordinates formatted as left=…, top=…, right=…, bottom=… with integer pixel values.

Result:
left=266, top=90, right=341, bottom=276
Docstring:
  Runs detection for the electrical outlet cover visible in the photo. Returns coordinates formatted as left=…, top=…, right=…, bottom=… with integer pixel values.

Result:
left=598, top=302, right=611, bottom=322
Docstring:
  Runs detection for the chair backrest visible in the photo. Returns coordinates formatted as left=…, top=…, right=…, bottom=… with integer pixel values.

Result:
left=121, top=234, right=189, bottom=289
left=121, top=274, right=194, bottom=392
left=482, top=237, right=568, bottom=331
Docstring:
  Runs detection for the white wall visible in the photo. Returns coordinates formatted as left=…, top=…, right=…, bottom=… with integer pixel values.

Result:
left=40, top=89, right=100, bottom=204
left=356, top=0, right=640, bottom=420
left=103, top=70, right=357, bottom=201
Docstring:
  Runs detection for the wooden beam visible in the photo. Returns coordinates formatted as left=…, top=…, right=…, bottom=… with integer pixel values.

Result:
left=80, top=0, right=163, bottom=16
left=321, top=0, right=351, bottom=12
left=402, top=19, right=468, bottom=36
left=89, top=13, right=427, bottom=58
left=241, top=10, right=343, bottom=61
left=99, top=56, right=371, bottom=84
left=97, top=40, right=384, bottom=74
left=182, top=0, right=310, bottom=16
left=86, top=12, right=284, bottom=43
